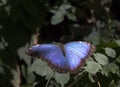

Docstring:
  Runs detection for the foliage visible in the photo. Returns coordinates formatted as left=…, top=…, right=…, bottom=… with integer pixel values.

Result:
left=0, top=0, right=120, bottom=87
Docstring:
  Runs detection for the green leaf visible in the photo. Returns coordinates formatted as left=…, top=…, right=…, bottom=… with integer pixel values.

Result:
left=104, top=47, right=116, bottom=58
left=101, top=63, right=119, bottom=76
left=21, top=85, right=33, bottom=87
left=116, top=56, right=120, bottom=63
left=66, top=6, right=76, bottom=21
left=0, top=66, right=4, bottom=74
left=110, top=64, right=119, bottom=75
left=29, top=59, right=53, bottom=76
left=111, top=20, right=120, bottom=27
left=84, top=28, right=100, bottom=45
left=1, top=0, right=7, bottom=5
left=74, top=70, right=85, bottom=80
left=26, top=72, right=35, bottom=84
left=11, top=69, right=20, bottom=87
left=4, top=5, right=11, bottom=15
left=109, top=80, right=115, bottom=87
left=115, top=80, right=120, bottom=87
left=85, top=61, right=102, bottom=74
left=59, top=4, right=72, bottom=10
left=50, top=4, right=72, bottom=25
left=54, top=72, right=70, bottom=87
left=51, top=10, right=66, bottom=25
left=17, top=44, right=32, bottom=66
left=88, top=73, right=95, bottom=83
left=94, top=53, right=109, bottom=65
left=67, top=13, right=76, bottom=21
left=115, top=39, right=120, bottom=47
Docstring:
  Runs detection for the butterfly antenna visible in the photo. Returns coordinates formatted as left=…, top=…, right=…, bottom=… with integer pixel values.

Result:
left=45, top=69, right=56, bottom=87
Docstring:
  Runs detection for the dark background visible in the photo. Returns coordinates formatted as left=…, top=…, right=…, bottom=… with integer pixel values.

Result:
left=0, top=0, right=120, bottom=87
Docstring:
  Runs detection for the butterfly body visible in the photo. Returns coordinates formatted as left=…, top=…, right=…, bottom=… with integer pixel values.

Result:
left=27, top=41, right=95, bottom=73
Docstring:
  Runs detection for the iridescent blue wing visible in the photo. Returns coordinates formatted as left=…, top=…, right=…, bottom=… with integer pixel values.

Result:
left=27, top=44, right=68, bottom=71
left=64, top=41, right=95, bottom=73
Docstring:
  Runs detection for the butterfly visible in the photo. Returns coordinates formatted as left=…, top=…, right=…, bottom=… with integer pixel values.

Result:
left=26, top=41, right=95, bottom=73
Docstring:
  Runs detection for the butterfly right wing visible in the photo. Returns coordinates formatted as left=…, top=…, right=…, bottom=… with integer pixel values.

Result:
left=27, top=44, right=68, bottom=72
left=64, top=41, right=95, bottom=73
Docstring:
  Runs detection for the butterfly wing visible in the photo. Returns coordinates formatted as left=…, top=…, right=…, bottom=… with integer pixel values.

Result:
left=27, top=44, right=68, bottom=71
left=64, top=41, right=95, bottom=73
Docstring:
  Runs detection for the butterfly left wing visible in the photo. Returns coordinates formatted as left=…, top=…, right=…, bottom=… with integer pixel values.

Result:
left=27, top=44, right=68, bottom=72
left=64, top=41, right=95, bottom=73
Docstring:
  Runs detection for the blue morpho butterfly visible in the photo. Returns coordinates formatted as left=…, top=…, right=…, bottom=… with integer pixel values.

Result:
left=26, top=41, right=95, bottom=73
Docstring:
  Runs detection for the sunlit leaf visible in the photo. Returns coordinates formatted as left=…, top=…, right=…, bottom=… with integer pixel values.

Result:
left=88, top=73, right=95, bottom=83
left=1, top=0, right=7, bottom=5
left=115, top=39, right=120, bottom=47
left=21, top=85, right=33, bottom=87
left=29, top=59, right=53, bottom=76
left=0, top=66, right=4, bottom=74
left=116, top=56, right=120, bottom=63
left=101, top=66, right=109, bottom=76
left=84, top=28, right=100, bottom=45
left=111, top=20, right=120, bottom=27
left=96, top=21, right=105, bottom=28
left=51, top=10, right=66, bottom=25
left=67, top=7, right=76, bottom=21
left=4, top=5, right=11, bottom=15
left=17, top=43, right=31, bottom=66
left=85, top=61, right=102, bottom=74
left=51, top=4, right=72, bottom=25
left=54, top=72, right=70, bottom=87
left=11, top=69, right=20, bottom=87
left=0, top=64, right=14, bottom=87
left=101, top=0, right=111, bottom=5
left=67, top=13, right=76, bottom=21
left=59, top=4, right=72, bottom=10
left=27, top=72, right=35, bottom=84
left=109, top=63, right=119, bottom=74
left=115, top=80, right=120, bottom=87
left=101, top=63, right=119, bottom=76
left=0, top=37, right=8, bottom=49
left=21, top=64, right=35, bottom=85
left=0, top=59, right=2, bottom=64
left=74, top=70, right=85, bottom=80
left=101, top=29, right=114, bottom=43
left=104, top=47, right=116, bottom=58
left=94, top=53, right=109, bottom=65
left=109, top=80, right=115, bottom=87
